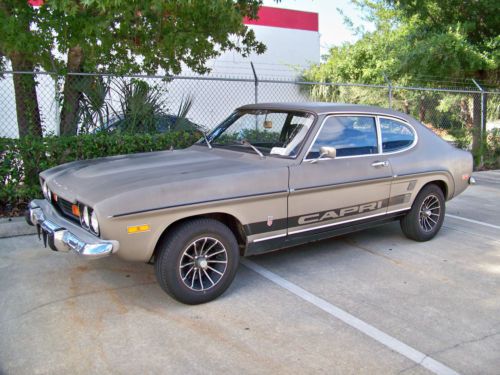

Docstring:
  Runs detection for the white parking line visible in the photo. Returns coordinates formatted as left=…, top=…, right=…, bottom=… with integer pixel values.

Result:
left=445, top=214, right=500, bottom=230
left=443, top=225, right=500, bottom=244
left=241, top=258, right=460, bottom=375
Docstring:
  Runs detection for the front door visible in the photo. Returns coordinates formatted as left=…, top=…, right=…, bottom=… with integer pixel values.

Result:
left=288, top=115, right=393, bottom=237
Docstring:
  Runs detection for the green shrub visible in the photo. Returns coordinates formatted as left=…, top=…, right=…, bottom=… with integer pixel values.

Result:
left=448, top=127, right=471, bottom=150
left=0, top=132, right=199, bottom=214
left=484, top=129, right=500, bottom=169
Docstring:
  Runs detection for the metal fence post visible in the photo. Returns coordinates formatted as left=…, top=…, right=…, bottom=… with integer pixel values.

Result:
left=471, top=79, right=486, bottom=165
left=383, top=73, right=392, bottom=108
left=250, top=62, right=258, bottom=104
left=53, top=73, right=61, bottom=136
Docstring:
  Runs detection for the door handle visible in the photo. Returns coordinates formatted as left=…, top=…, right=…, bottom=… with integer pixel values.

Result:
left=371, top=161, right=389, bottom=168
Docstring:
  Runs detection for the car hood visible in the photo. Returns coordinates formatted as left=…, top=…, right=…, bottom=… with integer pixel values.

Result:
left=41, top=147, right=289, bottom=217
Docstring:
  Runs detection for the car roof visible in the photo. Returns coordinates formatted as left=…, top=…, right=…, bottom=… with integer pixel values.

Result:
left=238, top=102, right=407, bottom=117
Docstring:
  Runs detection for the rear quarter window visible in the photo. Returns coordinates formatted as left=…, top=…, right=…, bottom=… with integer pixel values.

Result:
left=380, top=118, right=415, bottom=152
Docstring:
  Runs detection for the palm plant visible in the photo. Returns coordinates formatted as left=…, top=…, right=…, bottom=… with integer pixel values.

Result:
left=111, top=79, right=167, bottom=133
left=74, top=77, right=198, bottom=135
left=75, top=75, right=112, bottom=133
left=170, top=95, right=198, bottom=133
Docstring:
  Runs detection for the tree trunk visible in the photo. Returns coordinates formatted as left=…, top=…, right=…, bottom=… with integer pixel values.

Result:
left=60, top=46, right=84, bottom=135
left=459, top=98, right=473, bottom=128
left=9, top=52, right=43, bottom=138
left=403, top=99, right=410, bottom=114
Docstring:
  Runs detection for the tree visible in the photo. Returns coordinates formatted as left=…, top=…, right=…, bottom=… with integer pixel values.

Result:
left=376, top=0, right=500, bottom=159
left=304, top=26, right=403, bottom=84
left=381, top=0, right=499, bottom=82
left=1, top=0, right=267, bottom=136
left=307, top=0, right=499, bottom=83
left=0, top=1, right=50, bottom=137
left=304, top=0, right=499, bottom=162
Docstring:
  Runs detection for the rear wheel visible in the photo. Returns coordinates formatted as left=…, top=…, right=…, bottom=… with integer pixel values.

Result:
left=400, top=184, right=445, bottom=241
left=155, top=218, right=239, bottom=304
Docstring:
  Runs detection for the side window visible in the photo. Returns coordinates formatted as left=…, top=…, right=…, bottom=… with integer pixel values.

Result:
left=307, top=116, right=378, bottom=158
left=380, top=118, right=415, bottom=152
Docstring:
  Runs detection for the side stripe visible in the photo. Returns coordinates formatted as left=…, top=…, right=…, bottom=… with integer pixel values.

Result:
left=245, top=193, right=412, bottom=237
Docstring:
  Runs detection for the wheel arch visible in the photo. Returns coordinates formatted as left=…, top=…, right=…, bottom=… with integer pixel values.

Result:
left=422, top=179, right=449, bottom=200
left=150, top=212, right=247, bottom=263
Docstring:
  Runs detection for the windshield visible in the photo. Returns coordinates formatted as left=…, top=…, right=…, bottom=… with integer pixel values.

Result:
left=199, top=110, right=315, bottom=158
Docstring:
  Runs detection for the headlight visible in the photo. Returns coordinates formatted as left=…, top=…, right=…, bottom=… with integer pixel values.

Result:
left=42, top=182, right=49, bottom=200
left=81, top=206, right=90, bottom=228
left=90, top=210, right=99, bottom=235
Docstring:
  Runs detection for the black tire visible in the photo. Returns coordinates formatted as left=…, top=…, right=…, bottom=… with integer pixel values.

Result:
left=400, top=184, right=445, bottom=242
left=155, top=218, right=240, bottom=305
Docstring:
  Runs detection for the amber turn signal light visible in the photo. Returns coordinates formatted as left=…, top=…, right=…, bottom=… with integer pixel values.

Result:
left=127, top=224, right=150, bottom=234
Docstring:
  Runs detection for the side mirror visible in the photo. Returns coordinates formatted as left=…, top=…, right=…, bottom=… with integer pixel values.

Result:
left=310, top=146, right=336, bottom=164
left=320, top=146, right=336, bottom=159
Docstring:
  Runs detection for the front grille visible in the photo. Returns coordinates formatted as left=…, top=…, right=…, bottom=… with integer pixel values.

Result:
left=53, top=197, right=80, bottom=223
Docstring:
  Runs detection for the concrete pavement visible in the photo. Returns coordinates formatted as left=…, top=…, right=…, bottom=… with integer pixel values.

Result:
left=0, top=171, right=499, bottom=374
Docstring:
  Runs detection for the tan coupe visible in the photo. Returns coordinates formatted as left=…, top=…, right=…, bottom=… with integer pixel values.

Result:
left=26, top=103, right=474, bottom=304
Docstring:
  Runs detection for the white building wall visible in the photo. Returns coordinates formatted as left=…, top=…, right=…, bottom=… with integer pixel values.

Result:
left=207, top=25, right=320, bottom=78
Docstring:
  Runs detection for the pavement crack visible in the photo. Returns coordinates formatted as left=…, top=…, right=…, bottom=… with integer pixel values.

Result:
left=429, top=331, right=500, bottom=357
left=0, top=281, right=155, bottom=324
left=397, top=362, right=416, bottom=374
left=342, top=238, right=403, bottom=266
left=396, top=357, right=424, bottom=374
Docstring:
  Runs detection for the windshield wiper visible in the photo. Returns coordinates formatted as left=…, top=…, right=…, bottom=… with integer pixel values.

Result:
left=240, top=139, right=264, bottom=159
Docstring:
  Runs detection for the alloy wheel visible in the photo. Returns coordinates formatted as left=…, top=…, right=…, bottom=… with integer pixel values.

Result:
left=418, top=194, right=441, bottom=232
left=179, top=237, right=228, bottom=292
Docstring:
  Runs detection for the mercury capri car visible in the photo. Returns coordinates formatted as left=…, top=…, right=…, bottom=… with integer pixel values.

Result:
left=26, top=103, right=474, bottom=304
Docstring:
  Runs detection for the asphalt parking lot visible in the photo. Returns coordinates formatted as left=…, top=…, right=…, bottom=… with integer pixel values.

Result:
left=1, top=171, right=499, bottom=375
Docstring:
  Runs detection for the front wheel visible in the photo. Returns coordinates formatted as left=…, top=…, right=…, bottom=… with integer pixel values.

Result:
left=400, top=184, right=445, bottom=242
left=155, top=218, right=240, bottom=304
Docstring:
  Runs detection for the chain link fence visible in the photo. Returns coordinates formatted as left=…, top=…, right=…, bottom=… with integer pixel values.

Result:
left=1, top=71, right=499, bottom=145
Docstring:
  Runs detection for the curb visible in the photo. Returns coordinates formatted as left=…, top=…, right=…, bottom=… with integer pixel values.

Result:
left=0, top=217, right=37, bottom=238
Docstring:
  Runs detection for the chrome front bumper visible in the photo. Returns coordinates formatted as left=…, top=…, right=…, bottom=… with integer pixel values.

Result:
left=26, top=200, right=119, bottom=258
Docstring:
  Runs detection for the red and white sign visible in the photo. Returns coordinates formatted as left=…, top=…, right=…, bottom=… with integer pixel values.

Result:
left=28, top=0, right=44, bottom=6
left=244, top=6, right=318, bottom=32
